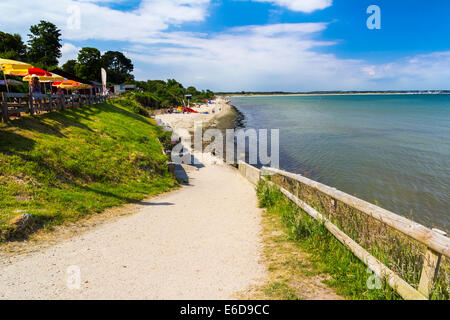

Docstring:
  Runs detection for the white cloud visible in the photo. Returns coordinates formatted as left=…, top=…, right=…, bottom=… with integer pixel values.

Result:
left=126, top=23, right=365, bottom=91
left=0, top=0, right=210, bottom=42
left=253, top=0, right=332, bottom=13
left=126, top=24, right=450, bottom=91
left=60, top=43, right=81, bottom=64
left=230, top=22, right=328, bottom=35
left=359, top=51, right=450, bottom=89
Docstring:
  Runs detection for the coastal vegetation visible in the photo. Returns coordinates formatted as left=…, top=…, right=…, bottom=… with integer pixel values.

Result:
left=0, top=99, right=177, bottom=241
left=256, top=179, right=449, bottom=300
left=107, top=79, right=215, bottom=118
left=133, top=79, right=215, bottom=107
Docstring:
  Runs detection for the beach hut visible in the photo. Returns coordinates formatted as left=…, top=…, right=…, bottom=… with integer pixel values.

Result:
left=113, top=84, right=136, bottom=94
left=51, top=68, right=98, bottom=95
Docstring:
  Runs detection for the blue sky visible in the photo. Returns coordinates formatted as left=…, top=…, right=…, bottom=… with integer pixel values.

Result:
left=1, top=0, right=450, bottom=91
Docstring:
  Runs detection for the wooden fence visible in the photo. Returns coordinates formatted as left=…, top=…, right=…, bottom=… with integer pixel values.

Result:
left=237, top=162, right=450, bottom=300
left=0, top=92, right=107, bottom=122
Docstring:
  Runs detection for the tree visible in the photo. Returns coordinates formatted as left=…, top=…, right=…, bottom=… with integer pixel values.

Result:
left=101, top=51, right=134, bottom=84
left=166, top=78, right=184, bottom=89
left=0, top=31, right=27, bottom=60
left=75, top=47, right=101, bottom=81
left=27, top=21, right=62, bottom=67
left=152, top=79, right=185, bottom=106
left=186, top=86, right=197, bottom=95
left=61, top=59, right=77, bottom=75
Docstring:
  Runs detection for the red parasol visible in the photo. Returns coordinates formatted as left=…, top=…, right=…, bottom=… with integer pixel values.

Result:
left=26, top=67, right=52, bottom=77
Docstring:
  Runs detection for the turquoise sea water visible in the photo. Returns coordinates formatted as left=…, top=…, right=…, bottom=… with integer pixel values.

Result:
left=230, top=95, right=450, bottom=230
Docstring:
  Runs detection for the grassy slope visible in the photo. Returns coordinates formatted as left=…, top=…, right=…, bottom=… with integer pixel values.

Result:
left=0, top=100, right=177, bottom=240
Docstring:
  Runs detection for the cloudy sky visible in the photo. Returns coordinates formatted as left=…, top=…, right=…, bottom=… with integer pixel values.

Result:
left=1, top=0, right=449, bottom=91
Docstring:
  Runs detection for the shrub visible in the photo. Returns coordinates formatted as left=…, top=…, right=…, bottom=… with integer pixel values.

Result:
left=114, top=98, right=149, bottom=117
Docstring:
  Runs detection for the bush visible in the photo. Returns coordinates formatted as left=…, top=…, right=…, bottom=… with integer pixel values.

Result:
left=132, top=92, right=161, bottom=109
left=115, top=98, right=149, bottom=117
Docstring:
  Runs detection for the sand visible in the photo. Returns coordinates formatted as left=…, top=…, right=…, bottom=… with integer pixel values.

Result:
left=155, top=97, right=232, bottom=132
left=0, top=98, right=266, bottom=299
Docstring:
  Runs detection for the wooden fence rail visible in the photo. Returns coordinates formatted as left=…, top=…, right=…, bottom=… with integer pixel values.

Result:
left=237, top=162, right=450, bottom=300
left=0, top=92, right=107, bottom=122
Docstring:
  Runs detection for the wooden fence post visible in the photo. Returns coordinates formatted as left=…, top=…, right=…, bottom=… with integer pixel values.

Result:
left=28, top=93, right=33, bottom=115
left=1, top=92, right=9, bottom=122
left=418, top=229, right=447, bottom=298
left=45, top=95, right=50, bottom=111
left=58, top=95, right=63, bottom=111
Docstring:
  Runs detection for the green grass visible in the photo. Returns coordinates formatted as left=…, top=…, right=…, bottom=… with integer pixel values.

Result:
left=263, top=282, right=300, bottom=300
left=0, top=100, right=177, bottom=241
left=257, top=181, right=404, bottom=300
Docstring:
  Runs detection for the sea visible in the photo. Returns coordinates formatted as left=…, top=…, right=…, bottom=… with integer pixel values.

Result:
left=230, top=94, right=450, bottom=230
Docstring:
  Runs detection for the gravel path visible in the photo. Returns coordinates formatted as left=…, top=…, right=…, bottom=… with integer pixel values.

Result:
left=0, top=164, right=266, bottom=299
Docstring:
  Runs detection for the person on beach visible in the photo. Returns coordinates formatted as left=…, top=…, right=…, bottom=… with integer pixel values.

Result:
left=30, top=76, right=43, bottom=112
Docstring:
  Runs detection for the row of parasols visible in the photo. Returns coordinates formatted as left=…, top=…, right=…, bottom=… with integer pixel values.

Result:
left=0, top=58, right=93, bottom=92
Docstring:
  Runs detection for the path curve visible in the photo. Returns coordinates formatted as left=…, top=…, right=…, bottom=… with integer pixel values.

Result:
left=0, top=164, right=266, bottom=299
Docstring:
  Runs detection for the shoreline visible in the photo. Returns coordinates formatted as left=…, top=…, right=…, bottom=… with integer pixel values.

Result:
left=225, top=95, right=450, bottom=232
left=155, top=97, right=242, bottom=166
left=154, top=97, right=235, bottom=132
left=223, top=92, right=449, bottom=98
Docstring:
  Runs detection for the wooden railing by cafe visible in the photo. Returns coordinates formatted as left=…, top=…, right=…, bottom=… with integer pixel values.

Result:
left=238, top=162, right=450, bottom=300
left=0, top=92, right=107, bottom=122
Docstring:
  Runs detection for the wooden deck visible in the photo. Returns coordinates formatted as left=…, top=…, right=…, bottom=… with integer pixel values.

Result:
left=0, top=92, right=107, bottom=122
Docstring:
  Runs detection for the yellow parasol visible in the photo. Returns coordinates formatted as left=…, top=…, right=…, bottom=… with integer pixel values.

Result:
left=23, top=73, right=64, bottom=83
left=52, top=80, right=83, bottom=90
left=0, top=58, right=32, bottom=76
left=0, top=58, right=33, bottom=92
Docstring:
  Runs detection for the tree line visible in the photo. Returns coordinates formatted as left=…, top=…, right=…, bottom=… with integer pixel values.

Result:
left=133, top=79, right=214, bottom=107
left=1, top=20, right=215, bottom=106
left=0, top=21, right=134, bottom=85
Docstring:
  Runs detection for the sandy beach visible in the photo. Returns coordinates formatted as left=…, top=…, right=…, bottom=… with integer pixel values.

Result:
left=155, top=97, right=237, bottom=165
left=155, top=96, right=234, bottom=132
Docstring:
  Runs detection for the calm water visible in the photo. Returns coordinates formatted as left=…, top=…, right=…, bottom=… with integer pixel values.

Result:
left=230, top=95, right=450, bottom=230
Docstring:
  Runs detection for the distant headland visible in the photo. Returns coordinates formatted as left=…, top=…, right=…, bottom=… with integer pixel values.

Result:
left=219, top=90, right=449, bottom=97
